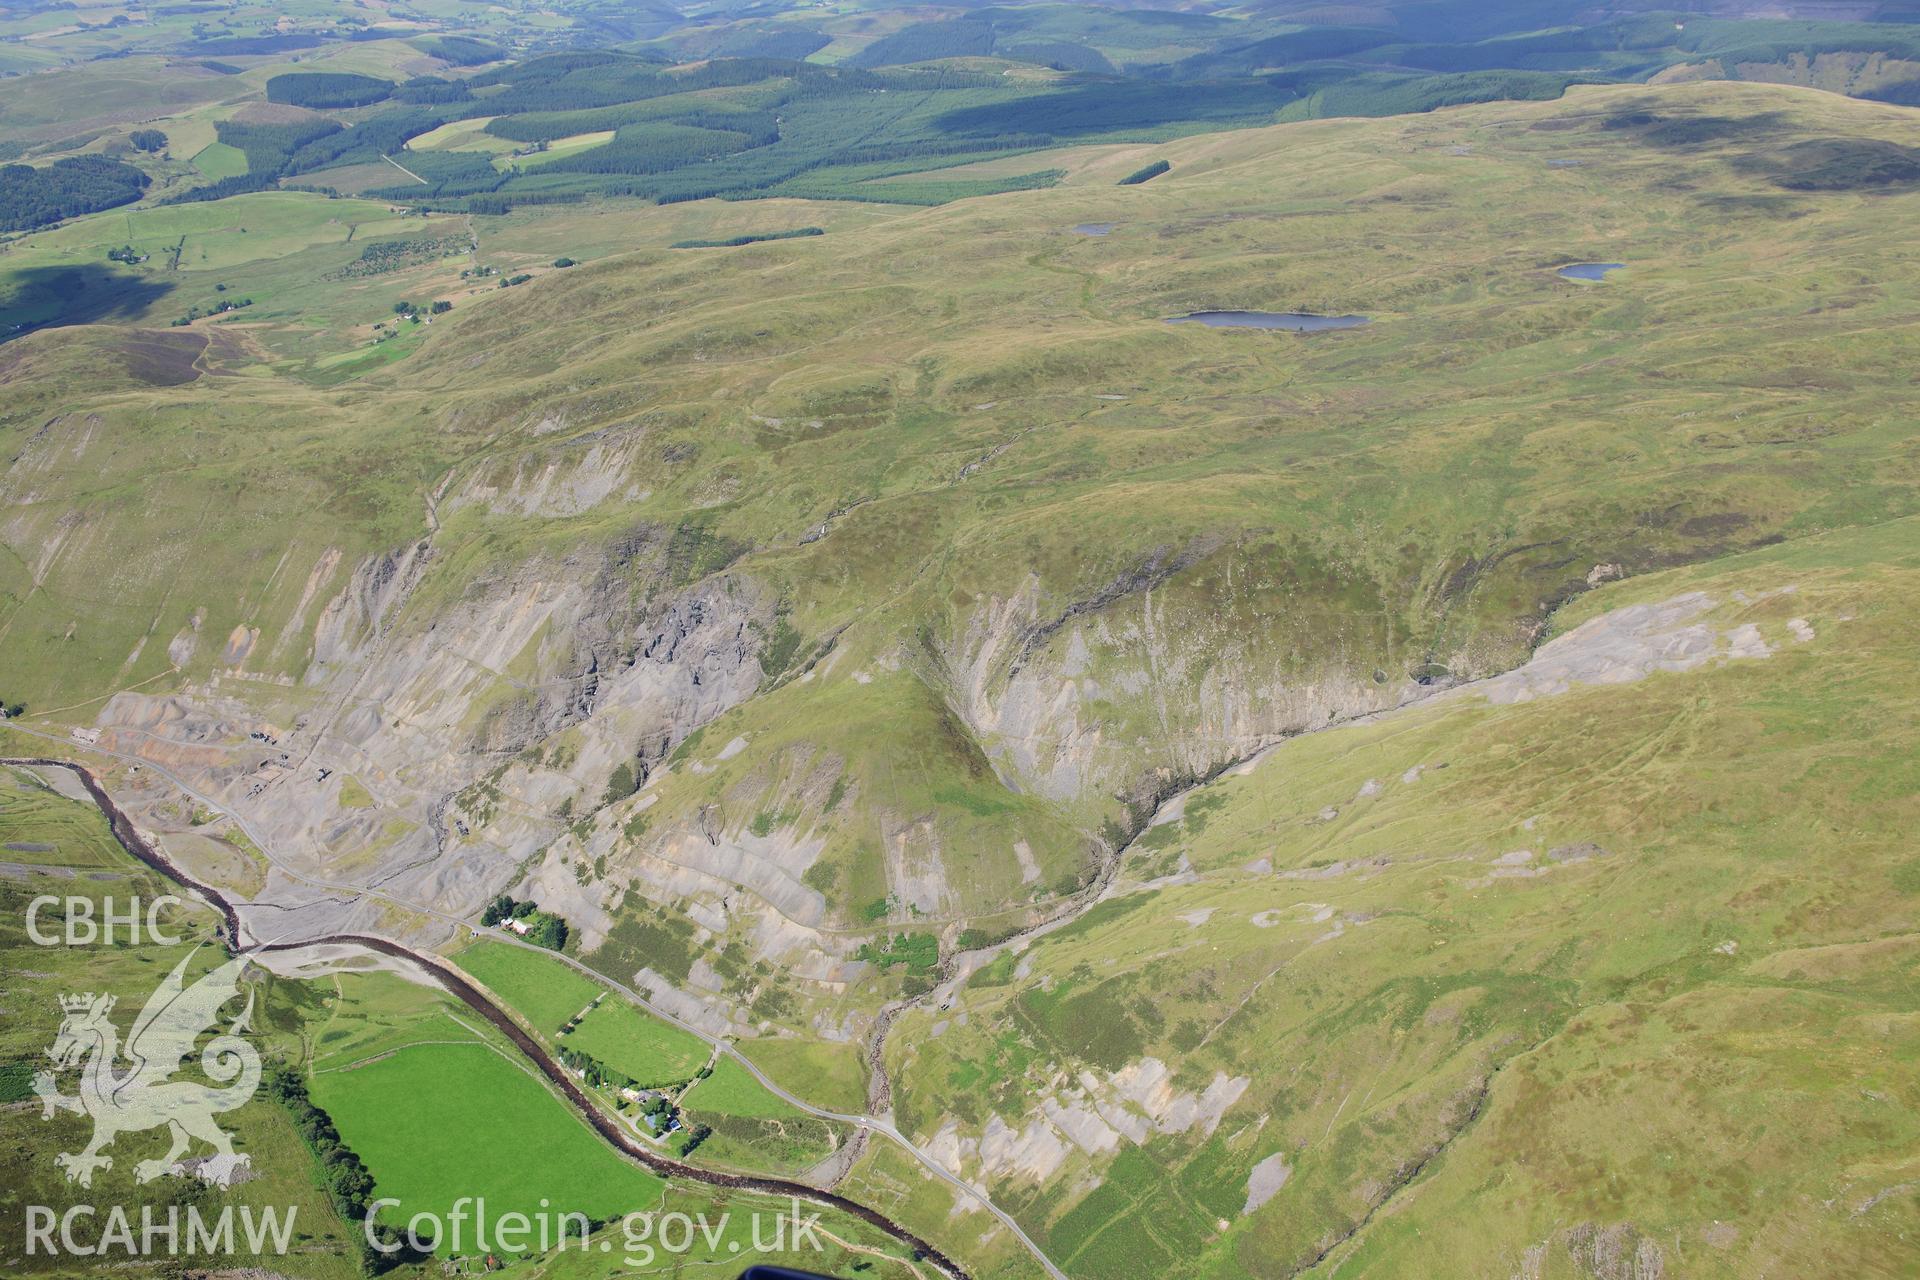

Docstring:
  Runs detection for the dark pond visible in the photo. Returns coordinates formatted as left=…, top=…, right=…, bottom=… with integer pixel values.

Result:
left=1558, top=263, right=1624, bottom=281
left=1165, top=311, right=1369, bottom=331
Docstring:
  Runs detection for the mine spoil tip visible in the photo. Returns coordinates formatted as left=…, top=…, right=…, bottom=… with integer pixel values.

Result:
left=3, top=756, right=973, bottom=1280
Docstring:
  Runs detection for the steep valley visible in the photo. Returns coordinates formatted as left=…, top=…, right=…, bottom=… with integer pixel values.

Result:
left=5, top=76, right=1920, bottom=1279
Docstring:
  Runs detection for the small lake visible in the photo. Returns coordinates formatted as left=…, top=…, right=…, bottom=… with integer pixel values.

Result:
left=1165, top=311, right=1369, bottom=332
left=1558, top=263, right=1624, bottom=282
left=1072, top=222, right=1118, bottom=236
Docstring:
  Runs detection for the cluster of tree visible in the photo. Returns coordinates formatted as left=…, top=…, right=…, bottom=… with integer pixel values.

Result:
left=283, top=107, right=444, bottom=175
left=678, top=1122, right=714, bottom=1156
left=497, top=272, right=534, bottom=288
left=1285, top=68, right=1594, bottom=121
left=453, top=191, right=587, bottom=215
left=163, top=108, right=363, bottom=204
left=169, top=295, right=251, bottom=325
left=709, top=29, right=831, bottom=61
left=355, top=151, right=511, bottom=205
left=214, top=117, right=344, bottom=176
left=467, top=50, right=667, bottom=114
left=491, top=103, right=779, bottom=151
left=671, top=226, right=823, bottom=249
left=107, top=244, right=147, bottom=263
left=558, top=1044, right=636, bottom=1092
left=328, top=234, right=472, bottom=280
left=0, top=156, right=148, bottom=232
left=1000, top=41, right=1117, bottom=75
left=266, top=72, right=394, bottom=109
left=823, top=132, right=1054, bottom=169
left=438, top=72, right=986, bottom=204
left=956, top=923, right=1016, bottom=950
left=1118, top=158, right=1170, bottom=185
left=534, top=121, right=759, bottom=177
left=191, top=32, right=322, bottom=56
left=473, top=53, right=854, bottom=117
left=392, top=75, right=472, bottom=105
left=481, top=894, right=531, bottom=925
left=416, top=35, right=505, bottom=66
left=128, top=128, right=167, bottom=153
left=158, top=173, right=276, bottom=205
left=266, top=1068, right=429, bottom=1274
left=0, top=699, right=25, bottom=718
left=399, top=150, right=500, bottom=190
left=480, top=895, right=569, bottom=949
left=854, top=931, right=940, bottom=974
left=0, top=1061, right=34, bottom=1103
left=265, top=55, right=1060, bottom=211
left=555, top=1043, right=692, bottom=1101
left=601, top=760, right=640, bottom=807
left=158, top=44, right=1272, bottom=215
left=856, top=65, right=1003, bottom=93
left=846, top=18, right=995, bottom=69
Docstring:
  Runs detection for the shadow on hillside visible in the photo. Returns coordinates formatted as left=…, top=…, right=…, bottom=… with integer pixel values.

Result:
left=1748, top=137, right=1920, bottom=191
left=932, top=77, right=1292, bottom=141
left=1595, top=109, right=1920, bottom=194
left=1598, top=109, right=1790, bottom=149
left=1, top=263, right=174, bottom=344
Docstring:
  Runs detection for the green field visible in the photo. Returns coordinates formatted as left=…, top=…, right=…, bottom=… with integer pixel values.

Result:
left=456, top=939, right=712, bottom=1089
left=456, top=938, right=603, bottom=1032
left=6, top=191, right=414, bottom=273
left=310, top=1037, right=671, bottom=1247
left=506, top=130, right=618, bottom=170
left=405, top=117, right=512, bottom=154
left=675, top=1055, right=843, bottom=1175
left=0, top=189, right=468, bottom=368
left=684, top=1055, right=803, bottom=1119
left=304, top=969, right=918, bottom=1272
left=564, top=995, right=709, bottom=1087
left=193, top=140, right=250, bottom=179
left=0, top=765, right=124, bottom=867
left=741, top=1037, right=868, bottom=1114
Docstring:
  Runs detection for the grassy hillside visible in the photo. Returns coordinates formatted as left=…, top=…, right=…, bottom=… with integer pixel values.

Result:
left=0, top=778, right=929, bottom=1278
left=5, top=79, right=1920, bottom=995
left=303, top=968, right=919, bottom=1271
left=4, top=79, right=1920, bottom=1279
left=882, top=515, right=1920, bottom=1279
left=0, top=767, right=362, bottom=1279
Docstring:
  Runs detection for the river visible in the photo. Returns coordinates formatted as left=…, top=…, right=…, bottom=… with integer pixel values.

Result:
left=1, top=756, right=971, bottom=1280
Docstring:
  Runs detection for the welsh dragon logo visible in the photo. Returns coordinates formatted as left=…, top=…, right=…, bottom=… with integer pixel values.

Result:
left=33, top=949, right=261, bottom=1188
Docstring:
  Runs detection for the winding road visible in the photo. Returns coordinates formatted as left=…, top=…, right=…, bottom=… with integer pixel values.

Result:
left=1, top=739, right=1070, bottom=1280
left=4, top=686, right=1326, bottom=1280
